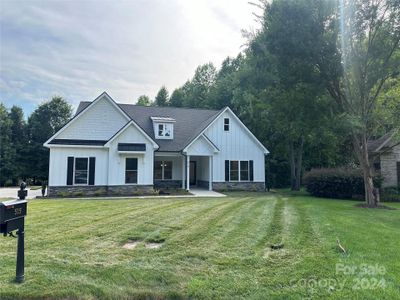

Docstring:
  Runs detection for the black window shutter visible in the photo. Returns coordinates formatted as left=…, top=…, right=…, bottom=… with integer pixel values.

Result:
left=249, top=160, right=254, bottom=181
left=67, top=157, right=74, bottom=185
left=225, top=160, right=229, bottom=181
left=89, top=157, right=96, bottom=185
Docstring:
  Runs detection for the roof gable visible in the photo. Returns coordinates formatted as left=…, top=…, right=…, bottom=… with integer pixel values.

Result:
left=55, top=94, right=266, bottom=153
left=44, top=92, right=131, bottom=147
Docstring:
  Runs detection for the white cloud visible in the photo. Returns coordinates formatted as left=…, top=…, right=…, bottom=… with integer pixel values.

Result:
left=0, top=0, right=261, bottom=112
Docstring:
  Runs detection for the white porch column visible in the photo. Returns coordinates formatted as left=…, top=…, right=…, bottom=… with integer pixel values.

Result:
left=181, top=155, right=185, bottom=189
left=209, top=156, right=213, bottom=191
left=186, top=155, right=190, bottom=191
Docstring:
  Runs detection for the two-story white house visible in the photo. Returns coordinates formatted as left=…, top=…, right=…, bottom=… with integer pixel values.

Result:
left=44, top=92, right=269, bottom=197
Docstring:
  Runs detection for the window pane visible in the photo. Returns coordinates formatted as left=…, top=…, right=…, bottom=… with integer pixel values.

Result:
left=230, top=161, right=238, bottom=181
left=240, top=161, right=249, bottom=181
left=154, top=161, right=163, bottom=180
left=75, top=170, right=88, bottom=184
left=224, top=118, right=229, bottom=131
left=164, top=127, right=171, bottom=136
left=158, top=124, right=164, bottom=136
left=126, top=158, right=137, bottom=170
left=164, top=161, right=172, bottom=180
left=75, top=158, right=88, bottom=184
left=75, top=158, right=88, bottom=170
left=125, top=171, right=137, bottom=184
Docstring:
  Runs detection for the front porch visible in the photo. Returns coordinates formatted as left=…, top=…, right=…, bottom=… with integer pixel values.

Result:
left=154, top=153, right=213, bottom=191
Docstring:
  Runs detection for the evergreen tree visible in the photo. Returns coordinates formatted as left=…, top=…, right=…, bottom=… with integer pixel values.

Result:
left=9, top=106, right=26, bottom=183
left=0, top=103, right=14, bottom=186
left=154, top=86, right=169, bottom=106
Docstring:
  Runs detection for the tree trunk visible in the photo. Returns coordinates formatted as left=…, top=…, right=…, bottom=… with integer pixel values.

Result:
left=294, top=137, right=304, bottom=191
left=289, top=138, right=304, bottom=191
left=289, top=142, right=297, bottom=191
left=352, top=134, right=378, bottom=207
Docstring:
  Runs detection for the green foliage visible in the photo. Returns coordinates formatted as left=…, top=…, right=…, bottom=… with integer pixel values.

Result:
left=26, top=96, right=72, bottom=182
left=169, top=88, right=184, bottom=107
left=136, top=95, right=151, bottom=106
left=381, top=187, right=400, bottom=202
left=304, top=167, right=382, bottom=200
left=0, top=103, right=14, bottom=186
left=154, top=86, right=169, bottom=106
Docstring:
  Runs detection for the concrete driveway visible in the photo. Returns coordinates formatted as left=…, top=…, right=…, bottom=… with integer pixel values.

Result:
left=0, top=187, right=43, bottom=200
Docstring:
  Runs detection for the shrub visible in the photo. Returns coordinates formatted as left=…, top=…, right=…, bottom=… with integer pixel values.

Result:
left=381, top=187, right=400, bottom=202
left=303, top=167, right=382, bottom=200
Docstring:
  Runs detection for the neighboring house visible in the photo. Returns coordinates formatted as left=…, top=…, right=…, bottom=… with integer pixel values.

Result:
left=368, top=131, right=400, bottom=188
left=44, top=92, right=269, bottom=197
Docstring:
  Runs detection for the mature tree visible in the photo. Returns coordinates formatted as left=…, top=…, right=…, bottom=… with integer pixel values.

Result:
left=249, top=0, right=336, bottom=190
left=154, top=86, right=169, bottom=106
left=169, top=88, right=185, bottom=107
left=27, top=96, right=72, bottom=181
left=208, top=55, right=245, bottom=109
left=320, top=0, right=400, bottom=206
left=9, top=106, right=27, bottom=183
left=136, top=95, right=151, bottom=106
left=182, top=63, right=217, bottom=108
left=0, top=103, right=14, bottom=186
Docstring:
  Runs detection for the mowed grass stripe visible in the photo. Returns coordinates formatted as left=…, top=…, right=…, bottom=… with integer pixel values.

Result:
left=218, top=196, right=276, bottom=254
left=174, top=198, right=251, bottom=248
left=113, top=198, right=234, bottom=245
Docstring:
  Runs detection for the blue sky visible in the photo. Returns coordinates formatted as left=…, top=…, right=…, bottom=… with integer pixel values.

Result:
left=0, top=0, right=260, bottom=115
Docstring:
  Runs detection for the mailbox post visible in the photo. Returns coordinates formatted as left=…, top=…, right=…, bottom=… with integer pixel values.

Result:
left=0, top=183, right=28, bottom=283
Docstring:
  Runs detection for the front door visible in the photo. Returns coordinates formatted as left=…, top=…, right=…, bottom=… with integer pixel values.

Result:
left=190, top=161, right=197, bottom=186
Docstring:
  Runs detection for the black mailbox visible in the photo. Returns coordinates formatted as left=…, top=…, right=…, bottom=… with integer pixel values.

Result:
left=1, top=199, right=27, bottom=283
left=0, top=200, right=27, bottom=235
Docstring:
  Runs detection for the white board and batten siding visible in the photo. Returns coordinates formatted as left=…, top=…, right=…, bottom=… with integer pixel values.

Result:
left=48, top=148, right=108, bottom=186
left=185, top=135, right=215, bottom=156
left=107, top=124, right=155, bottom=185
left=205, top=110, right=266, bottom=182
left=48, top=94, right=155, bottom=186
left=57, top=96, right=128, bottom=140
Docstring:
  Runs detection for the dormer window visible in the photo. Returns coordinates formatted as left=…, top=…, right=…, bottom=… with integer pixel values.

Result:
left=151, top=117, right=175, bottom=139
left=158, top=123, right=171, bottom=137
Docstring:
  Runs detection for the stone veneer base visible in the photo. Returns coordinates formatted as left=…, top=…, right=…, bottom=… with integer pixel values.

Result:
left=154, top=180, right=182, bottom=189
left=49, top=185, right=155, bottom=197
left=212, top=182, right=265, bottom=192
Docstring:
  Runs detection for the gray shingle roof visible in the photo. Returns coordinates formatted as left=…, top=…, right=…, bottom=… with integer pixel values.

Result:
left=76, top=102, right=222, bottom=152
left=367, top=131, right=395, bottom=153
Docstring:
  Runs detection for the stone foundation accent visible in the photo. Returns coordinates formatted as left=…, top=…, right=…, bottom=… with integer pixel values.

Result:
left=107, top=185, right=155, bottom=196
left=49, top=185, right=155, bottom=198
left=154, top=180, right=182, bottom=189
left=212, top=182, right=265, bottom=192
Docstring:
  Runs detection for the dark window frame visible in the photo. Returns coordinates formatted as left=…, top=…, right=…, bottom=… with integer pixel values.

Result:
left=125, top=158, right=138, bottom=184
left=240, top=161, right=249, bottom=181
left=224, top=118, right=230, bottom=131
left=227, top=160, right=252, bottom=182
left=230, top=160, right=239, bottom=181
left=74, top=157, right=89, bottom=185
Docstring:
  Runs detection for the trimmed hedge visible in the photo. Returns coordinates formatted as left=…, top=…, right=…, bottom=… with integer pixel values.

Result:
left=303, top=168, right=382, bottom=200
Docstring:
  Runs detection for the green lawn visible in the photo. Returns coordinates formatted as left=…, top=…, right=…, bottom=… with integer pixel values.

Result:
left=0, top=193, right=399, bottom=299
